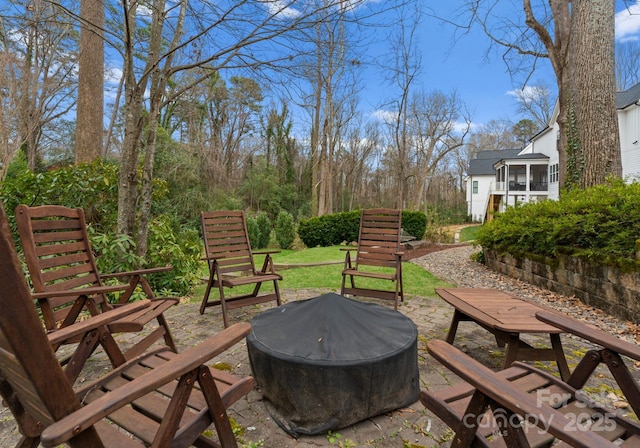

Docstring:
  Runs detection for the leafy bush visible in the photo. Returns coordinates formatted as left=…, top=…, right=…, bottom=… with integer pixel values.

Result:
left=297, top=211, right=359, bottom=247
left=476, top=179, right=640, bottom=270
left=255, top=212, right=272, bottom=249
left=275, top=210, right=295, bottom=249
left=1, top=159, right=120, bottom=235
left=246, top=216, right=260, bottom=248
left=402, top=211, right=427, bottom=240
left=145, top=216, right=202, bottom=295
left=297, top=210, right=427, bottom=248
left=0, top=160, right=202, bottom=295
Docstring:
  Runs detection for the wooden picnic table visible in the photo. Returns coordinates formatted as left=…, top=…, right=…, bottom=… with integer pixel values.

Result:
left=436, top=287, right=571, bottom=380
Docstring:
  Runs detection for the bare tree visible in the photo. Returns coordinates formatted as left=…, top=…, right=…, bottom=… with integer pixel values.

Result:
left=339, top=118, right=378, bottom=210
left=92, top=0, right=397, bottom=256
left=0, top=30, right=21, bottom=179
left=385, top=2, right=422, bottom=210
left=1, top=0, right=77, bottom=170
left=442, top=1, right=571, bottom=187
left=299, top=1, right=362, bottom=215
left=509, top=81, right=554, bottom=129
left=616, top=40, right=640, bottom=90
left=466, top=119, right=519, bottom=154
left=407, top=90, right=471, bottom=211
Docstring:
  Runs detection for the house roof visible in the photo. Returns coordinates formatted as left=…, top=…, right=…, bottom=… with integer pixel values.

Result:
left=617, top=82, right=640, bottom=109
left=467, top=149, right=521, bottom=175
left=492, top=152, right=549, bottom=168
left=468, top=149, right=550, bottom=176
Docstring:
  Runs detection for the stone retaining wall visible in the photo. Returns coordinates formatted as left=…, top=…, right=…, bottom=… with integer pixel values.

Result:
left=484, top=249, right=640, bottom=324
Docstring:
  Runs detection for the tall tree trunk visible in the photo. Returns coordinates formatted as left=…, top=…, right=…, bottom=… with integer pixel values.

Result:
left=136, top=0, right=185, bottom=260
left=524, top=0, right=571, bottom=188
left=568, top=0, right=621, bottom=188
left=117, top=0, right=143, bottom=238
left=76, top=0, right=104, bottom=163
left=117, top=86, right=144, bottom=237
left=311, top=30, right=323, bottom=216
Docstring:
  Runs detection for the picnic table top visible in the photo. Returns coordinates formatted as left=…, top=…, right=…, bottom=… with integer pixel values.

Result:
left=435, top=287, right=565, bottom=335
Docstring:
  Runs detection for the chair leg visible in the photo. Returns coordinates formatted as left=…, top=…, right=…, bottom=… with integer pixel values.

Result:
left=200, top=269, right=214, bottom=315
left=398, top=263, right=404, bottom=302
left=157, top=313, right=177, bottom=352
left=199, top=366, right=239, bottom=447
left=273, top=279, right=282, bottom=306
left=219, top=282, right=230, bottom=329
left=393, top=281, right=399, bottom=311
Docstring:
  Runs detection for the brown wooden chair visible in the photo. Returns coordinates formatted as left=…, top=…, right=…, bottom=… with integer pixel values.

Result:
left=420, top=316, right=640, bottom=447
left=0, top=203, right=254, bottom=447
left=15, top=204, right=178, bottom=382
left=341, top=208, right=404, bottom=310
left=200, top=210, right=282, bottom=327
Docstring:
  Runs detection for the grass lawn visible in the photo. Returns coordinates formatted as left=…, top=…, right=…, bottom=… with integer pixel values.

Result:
left=459, top=225, right=481, bottom=242
left=189, top=245, right=452, bottom=302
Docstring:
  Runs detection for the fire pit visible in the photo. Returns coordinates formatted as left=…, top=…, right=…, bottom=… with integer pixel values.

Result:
left=246, top=293, right=419, bottom=437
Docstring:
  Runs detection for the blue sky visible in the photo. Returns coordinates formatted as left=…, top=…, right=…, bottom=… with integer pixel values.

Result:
left=98, top=1, right=640, bottom=134
left=359, top=1, right=640, bottom=128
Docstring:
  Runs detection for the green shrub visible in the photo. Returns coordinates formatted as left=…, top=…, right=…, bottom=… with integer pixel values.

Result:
left=297, top=211, right=359, bottom=247
left=275, top=211, right=295, bottom=249
left=402, top=210, right=427, bottom=240
left=145, top=216, right=202, bottom=295
left=476, top=179, right=640, bottom=270
left=246, top=216, right=260, bottom=248
left=297, top=210, right=426, bottom=247
left=0, top=161, right=201, bottom=295
left=255, top=211, right=272, bottom=249
left=1, top=159, right=120, bottom=235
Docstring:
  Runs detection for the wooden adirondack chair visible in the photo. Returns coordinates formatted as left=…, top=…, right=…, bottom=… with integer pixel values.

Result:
left=15, top=204, right=178, bottom=382
left=200, top=210, right=282, bottom=327
left=421, top=327, right=640, bottom=447
left=0, top=204, right=254, bottom=447
left=341, top=208, right=404, bottom=310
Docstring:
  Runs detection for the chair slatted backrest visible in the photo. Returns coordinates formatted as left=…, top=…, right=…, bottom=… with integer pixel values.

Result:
left=201, top=210, right=256, bottom=276
left=0, top=206, right=86, bottom=436
left=16, top=205, right=109, bottom=330
left=355, top=209, right=402, bottom=269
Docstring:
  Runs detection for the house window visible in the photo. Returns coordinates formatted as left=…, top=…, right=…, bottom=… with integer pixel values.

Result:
left=472, top=181, right=478, bottom=194
left=549, top=163, right=559, bottom=183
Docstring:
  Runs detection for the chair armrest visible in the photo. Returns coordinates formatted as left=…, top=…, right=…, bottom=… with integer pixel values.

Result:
left=253, top=249, right=280, bottom=255
left=31, top=284, right=130, bottom=300
left=100, top=265, right=172, bottom=279
left=425, top=339, right=618, bottom=447
left=46, top=300, right=151, bottom=345
left=536, top=310, right=640, bottom=361
left=340, top=247, right=356, bottom=251
left=41, top=322, right=252, bottom=446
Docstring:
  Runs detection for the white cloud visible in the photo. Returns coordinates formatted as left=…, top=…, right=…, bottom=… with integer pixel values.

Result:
left=616, top=2, right=640, bottom=42
left=370, top=108, right=398, bottom=124
left=262, top=1, right=301, bottom=19
left=506, top=86, right=546, bottom=104
left=105, top=66, right=123, bottom=86
left=137, top=4, right=152, bottom=17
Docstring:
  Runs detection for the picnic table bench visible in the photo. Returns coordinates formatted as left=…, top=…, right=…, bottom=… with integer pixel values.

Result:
left=436, top=287, right=571, bottom=379
left=420, top=308, right=640, bottom=447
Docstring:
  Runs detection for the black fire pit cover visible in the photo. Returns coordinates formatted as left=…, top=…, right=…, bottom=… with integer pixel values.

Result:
left=246, top=292, right=419, bottom=437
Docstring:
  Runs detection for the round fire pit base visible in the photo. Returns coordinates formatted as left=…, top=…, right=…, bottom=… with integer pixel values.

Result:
left=246, top=293, right=419, bottom=437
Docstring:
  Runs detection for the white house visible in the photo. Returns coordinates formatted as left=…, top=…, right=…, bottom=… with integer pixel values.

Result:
left=466, top=82, right=640, bottom=223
